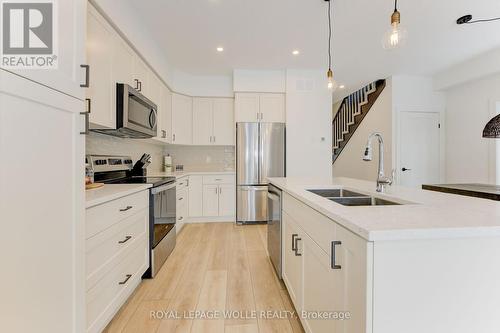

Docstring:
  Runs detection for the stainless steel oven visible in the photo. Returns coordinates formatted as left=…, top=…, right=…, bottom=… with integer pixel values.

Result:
left=149, top=181, right=176, bottom=277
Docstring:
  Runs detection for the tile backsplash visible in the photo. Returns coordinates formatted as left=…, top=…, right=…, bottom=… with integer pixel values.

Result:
left=86, top=132, right=165, bottom=172
left=165, top=145, right=235, bottom=172
left=86, top=132, right=235, bottom=173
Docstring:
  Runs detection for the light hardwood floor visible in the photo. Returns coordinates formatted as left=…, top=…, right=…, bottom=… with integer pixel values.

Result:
left=104, top=223, right=305, bottom=333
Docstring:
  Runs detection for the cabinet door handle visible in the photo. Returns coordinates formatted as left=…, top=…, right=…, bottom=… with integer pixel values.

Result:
left=260, top=112, right=263, bottom=120
left=162, top=130, right=166, bottom=138
left=118, top=274, right=132, bottom=285
left=119, top=206, right=133, bottom=212
left=186, top=179, right=189, bottom=187
left=118, top=236, right=132, bottom=244
left=291, top=234, right=298, bottom=251
left=219, top=187, right=222, bottom=194
left=215, top=187, right=218, bottom=194
left=178, top=197, right=183, bottom=201
left=134, top=79, right=140, bottom=90
left=80, top=64, right=90, bottom=87
left=173, top=134, right=176, bottom=142
left=138, top=81, right=142, bottom=92
left=80, top=98, right=91, bottom=135
left=213, top=136, right=216, bottom=143
left=295, top=238, right=302, bottom=256
left=178, top=216, right=183, bottom=221
left=331, top=241, right=342, bottom=269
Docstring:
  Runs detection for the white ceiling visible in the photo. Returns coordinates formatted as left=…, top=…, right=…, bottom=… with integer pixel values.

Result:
left=125, top=0, right=500, bottom=91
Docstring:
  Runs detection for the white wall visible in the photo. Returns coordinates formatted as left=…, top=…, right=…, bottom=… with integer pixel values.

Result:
left=332, top=78, right=393, bottom=180
left=442, top=73, right=500, bottom=184
left=285, top=70, right=332, bottom=178
left=173, top=70, right=233, bottom=97
left=233, top=69, right=286, bottom=92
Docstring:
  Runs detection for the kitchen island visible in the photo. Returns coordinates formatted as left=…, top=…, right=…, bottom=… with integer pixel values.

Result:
left=422, top=183, right=500, bottom=201
left=268, top=177, right=500, bottom=333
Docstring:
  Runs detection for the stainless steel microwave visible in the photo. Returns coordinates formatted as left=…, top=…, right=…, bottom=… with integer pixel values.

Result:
left=92, top=83, right=157, bottom=138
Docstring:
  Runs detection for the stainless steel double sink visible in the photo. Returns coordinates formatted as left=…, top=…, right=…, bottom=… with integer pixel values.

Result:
left=307, top=189, right=402, bottom=206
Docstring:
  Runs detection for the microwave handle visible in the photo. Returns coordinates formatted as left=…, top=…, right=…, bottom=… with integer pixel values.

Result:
left=149, top=109, right=157, bottom=129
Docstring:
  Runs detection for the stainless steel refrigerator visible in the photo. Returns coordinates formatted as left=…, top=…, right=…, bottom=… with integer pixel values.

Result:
left=236, top=122, right=285, bottom=223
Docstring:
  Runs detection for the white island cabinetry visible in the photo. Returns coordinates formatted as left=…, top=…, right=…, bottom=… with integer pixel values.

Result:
left=274, top=177, right=500, bottom=333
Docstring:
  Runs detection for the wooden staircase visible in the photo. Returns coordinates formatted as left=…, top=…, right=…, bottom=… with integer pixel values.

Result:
left=332, top=79, right=386, bottom=163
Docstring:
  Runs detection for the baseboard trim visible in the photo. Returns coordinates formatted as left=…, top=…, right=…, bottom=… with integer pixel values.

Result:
left=187, top=216, right=235, bottom=223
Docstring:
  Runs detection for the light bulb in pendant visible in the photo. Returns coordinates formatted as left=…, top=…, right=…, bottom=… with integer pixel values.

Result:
left=382, top=5, right=407, bottom=49
left=327, top=69, right=337, bottom=90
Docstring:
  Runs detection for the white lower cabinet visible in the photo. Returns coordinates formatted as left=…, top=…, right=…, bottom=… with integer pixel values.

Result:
left=218, top=184, right=236, bottom=216
left=282, top=192, right=371, bottom=333
left=85, top=190, right=149, bottom=333
left=176, top=176, right=189, bottom=232
left=188, top=175, right=203, bottom=217
left=202, top=185, right=220, bottom=217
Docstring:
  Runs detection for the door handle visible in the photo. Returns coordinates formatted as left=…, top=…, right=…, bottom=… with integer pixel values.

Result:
left=118, top=236, right=132, bottom=244
left=291, top=234, right=298, bottom=251
left=401, top=167, right=411, bottom=172
left=118, top=274, right=132, bottom=285
left=80, top=64, right=90, bottom=87
left=294, top=238, right=302, bottom=256
left=331, top=241, right=342, bottom=269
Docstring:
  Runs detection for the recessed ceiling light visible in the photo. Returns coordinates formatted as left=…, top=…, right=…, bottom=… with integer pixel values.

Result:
left=292, top=50, right=300, bottom=55
left=339, top=85, right=345, bottom=89
left=216, top=47, right=224, bottom=52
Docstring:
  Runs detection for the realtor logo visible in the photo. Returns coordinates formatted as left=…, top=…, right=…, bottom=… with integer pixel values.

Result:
left=1, top=0, right=57, bottom=69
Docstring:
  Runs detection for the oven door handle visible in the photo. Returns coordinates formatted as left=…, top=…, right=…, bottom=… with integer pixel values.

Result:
left=151, top=182, right=176, bottom=194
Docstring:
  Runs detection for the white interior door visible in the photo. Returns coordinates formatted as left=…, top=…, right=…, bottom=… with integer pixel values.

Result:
left=399, top=112, right=440, bottom=188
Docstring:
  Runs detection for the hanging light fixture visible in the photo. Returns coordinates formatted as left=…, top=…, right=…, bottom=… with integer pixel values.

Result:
left=325, top=0, right=337, bottom=90
left=483, top=115, right=500, bottom=138
left=382, top=0, right=408, bottom=50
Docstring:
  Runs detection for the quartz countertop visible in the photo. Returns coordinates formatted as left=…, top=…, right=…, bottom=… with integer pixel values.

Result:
left=268, top=177, right=500, bottom=241
left=149, top=170, right=235, bottom=178
left=86, top=184, right=152, bottom=208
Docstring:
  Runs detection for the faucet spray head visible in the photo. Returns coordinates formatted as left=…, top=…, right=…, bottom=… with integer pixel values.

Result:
left=363, top=145, right=373, bottom=161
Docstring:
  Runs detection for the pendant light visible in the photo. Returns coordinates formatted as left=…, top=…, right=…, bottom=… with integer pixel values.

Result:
left=325, top=0, right=337, bottom=90
left=483, top=115, right=500, bottom=138
left=382, top=0, right=408, bottom=49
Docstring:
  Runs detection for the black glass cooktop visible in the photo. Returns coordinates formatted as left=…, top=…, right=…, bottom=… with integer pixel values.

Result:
left=106, top=176, right=175, bottom=187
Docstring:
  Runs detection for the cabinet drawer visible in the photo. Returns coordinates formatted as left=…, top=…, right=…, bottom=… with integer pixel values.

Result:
left=177, top=176, right=189, bottom=189
left=203, top=174, right=234, bottom=184
left=177, top=199, right=188, bottom=223
left=283, top=193, right=335, bottom=255
left=86, top=208, right=148, bottom=290
left=86, top=190, right=149, bottom=239
left=86, top=235, right=148, bottom=333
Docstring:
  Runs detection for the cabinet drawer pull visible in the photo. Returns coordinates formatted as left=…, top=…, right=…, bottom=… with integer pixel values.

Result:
left=119, top=206, right=133, bottom=212
left=118, top=274, right=132, bottom=285
left=118, top=236, right=132, bottom=244
left=331, top=241, right=342, bottom=270
left=291, top=234, right=298, bottom=251
left=295, top=238, right=302, bottom=256
left=80, top=64, right=90, bottom=87
left=215, top=178, right=223, bottom=181
left=178, top=197, right=183, bottom=201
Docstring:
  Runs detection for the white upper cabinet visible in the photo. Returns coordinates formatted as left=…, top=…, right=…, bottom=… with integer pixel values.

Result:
left=193, top=98, right=214, bottom=145
left=213, top=98, right=235, bottom=145
left=259, top=93, right=286, bottom=122
left=193, top=97, right=235, bottom=146
left=154, top=84, right=172, bottom=143
left=235, top=93, right=285, bottom=123
left=235, top=93, right=260, bottom=122
left=132, top=57, right=151, bottom=98
left=171, top=93, right=193, bottom=145
left=7, top=0, right=87, bottom=100
left=86, top=5, right=114, bottom=129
